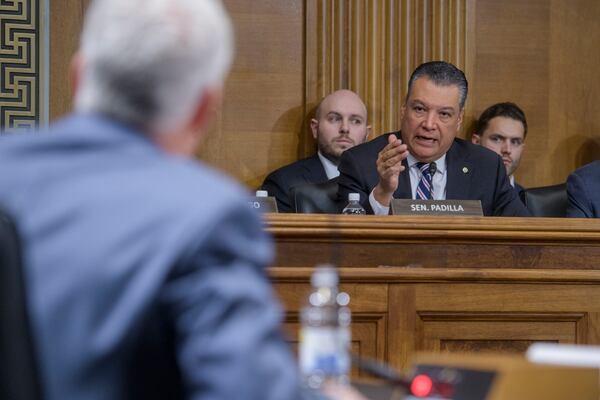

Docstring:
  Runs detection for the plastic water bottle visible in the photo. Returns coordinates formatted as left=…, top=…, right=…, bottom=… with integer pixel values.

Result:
left=342, top=193, right=366, bottom=214
left=256, top=190, right=268, bottom=197
left=300, top=265, right=351, bottom=389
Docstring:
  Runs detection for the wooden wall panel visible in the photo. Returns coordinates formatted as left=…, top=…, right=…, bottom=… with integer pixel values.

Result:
left=197, top=1, right=305, bottom=188
left=547, top=0, right=600, bottom=184
left=49, top=0, right=89, bottom=121
left=471, top=0, right=600, bottom=188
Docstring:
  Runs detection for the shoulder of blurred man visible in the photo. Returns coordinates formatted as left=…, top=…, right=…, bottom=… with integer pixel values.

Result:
left=567, top=160, right=600, bottom=218
left=0, top=113, right=314, bottom=400
left=261, top=153, right=329, bottom=212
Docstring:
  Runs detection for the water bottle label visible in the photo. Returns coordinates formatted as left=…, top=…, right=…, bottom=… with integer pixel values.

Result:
left=299, top=326, right=349, bottom=376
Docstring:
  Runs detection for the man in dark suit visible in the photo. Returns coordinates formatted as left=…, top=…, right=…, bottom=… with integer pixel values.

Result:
left=262, top=89, right=370, bottom=212
left=566, top=160, right=600, bottom=217
left=471, top=102, right=528, bottom=201
left=337, top=61, right=530, bottom=216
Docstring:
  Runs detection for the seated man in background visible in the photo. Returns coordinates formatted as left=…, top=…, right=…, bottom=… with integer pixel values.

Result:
left=471, top=102, right=528, bottom=200
left=337, top=61, right=530, bottom=216
left=566, top=161, right=600, bottom=217
left=262, top=89, right=370, bottom=212
left=0, top=0, right=362, bottom=399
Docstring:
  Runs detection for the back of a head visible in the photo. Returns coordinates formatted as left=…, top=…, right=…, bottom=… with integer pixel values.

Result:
left=75, top=0, right=233, bottom=133
left=407, top=61, right=468, bottom=109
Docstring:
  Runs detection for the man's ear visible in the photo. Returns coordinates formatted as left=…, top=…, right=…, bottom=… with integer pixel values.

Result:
left=471, top=133, right=481, bottom=144
left=365, top=124, right=372, bottom=141
left=310, top=118, right=319, bottom=140
left=189, top=87, right=221, bottom=139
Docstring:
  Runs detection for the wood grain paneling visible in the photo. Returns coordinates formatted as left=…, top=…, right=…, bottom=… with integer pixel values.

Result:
left=197, top=0, right=305, bottom=188
left=49, top=0, right=89, bottom=121
left=266, top=213, right=600, bottom=270
left=471, top=0, right=600, bottom=187
left=268, top=215, right=600, bottom=371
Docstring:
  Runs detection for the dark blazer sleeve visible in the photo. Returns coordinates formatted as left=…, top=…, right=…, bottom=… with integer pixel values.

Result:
left=337, top=147, right=374, bottom=214
left=337, top=133, right=393, bottom=214
left=566, top=170, right=593, bottom=217
left=261, top=171, right=293, bottom=213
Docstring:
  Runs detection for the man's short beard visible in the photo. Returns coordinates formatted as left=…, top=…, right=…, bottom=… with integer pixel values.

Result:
left=317, top=139, right=343, bottom=166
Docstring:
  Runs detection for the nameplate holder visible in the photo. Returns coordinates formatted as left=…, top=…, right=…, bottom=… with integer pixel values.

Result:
left=248, top=196, right=278, bottom=213
left=391, top=199, right=483, bottom=216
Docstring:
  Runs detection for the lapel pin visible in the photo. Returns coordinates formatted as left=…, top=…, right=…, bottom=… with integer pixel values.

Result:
left=462, top=167, right=469, bottom=174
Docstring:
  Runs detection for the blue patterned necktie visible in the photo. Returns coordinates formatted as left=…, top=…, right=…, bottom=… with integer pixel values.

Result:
left=416, top=162, right=434, bottom=200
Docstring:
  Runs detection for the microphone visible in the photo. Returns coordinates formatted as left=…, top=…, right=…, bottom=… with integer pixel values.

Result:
left=429, top=161, right=437, bottom=176
left=351, top=354, right=412, bottom=389
left=352, top=354, right=451, bottom=398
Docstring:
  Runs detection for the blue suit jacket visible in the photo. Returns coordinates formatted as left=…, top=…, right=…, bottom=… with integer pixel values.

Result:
left=567, top=160, right=600, bottom=217
left=337, top=132, right=530, bottom=216
left=0, top=114, right=307, bottom=400
left=261, top=154, right=329, bottom=212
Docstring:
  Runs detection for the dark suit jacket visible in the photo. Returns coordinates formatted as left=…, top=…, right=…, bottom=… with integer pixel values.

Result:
left=261, top=154, right=329, bottom=212
left=337, top=132, right=530, bottom=216
left=566, top=160, right=600, bottom=217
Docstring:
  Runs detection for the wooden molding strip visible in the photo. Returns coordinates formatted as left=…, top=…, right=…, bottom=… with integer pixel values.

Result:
left=269, top=266, right=600, bottom=284
left=264, top=214, right=600, bottom=243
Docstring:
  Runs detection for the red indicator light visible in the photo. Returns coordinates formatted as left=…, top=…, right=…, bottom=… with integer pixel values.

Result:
left=411, top=374, right=434, bottom=397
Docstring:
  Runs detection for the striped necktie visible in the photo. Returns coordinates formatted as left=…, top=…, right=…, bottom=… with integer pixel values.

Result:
left=416, top=162, right=434, bottom=200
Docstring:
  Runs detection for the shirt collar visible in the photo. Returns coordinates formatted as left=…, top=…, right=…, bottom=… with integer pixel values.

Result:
left=509, top=175, right=515, bottom=187
left=407, top=152, right=447, bottom=174
left=317, top=151, right=340, bottom=179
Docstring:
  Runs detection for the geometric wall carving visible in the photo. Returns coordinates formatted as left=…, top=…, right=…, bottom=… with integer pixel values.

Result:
left=1, top=0, right=42, bottom=132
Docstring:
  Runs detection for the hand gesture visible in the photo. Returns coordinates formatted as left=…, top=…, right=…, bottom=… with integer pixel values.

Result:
left=373, top=134, right=408, bottom=206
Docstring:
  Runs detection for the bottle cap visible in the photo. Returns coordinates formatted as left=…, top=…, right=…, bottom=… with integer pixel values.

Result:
left=311, top=264, right=338, bottom=287
left=256, top=190, right=268, bottom=197
left=348, top=193, right=360, bottom=202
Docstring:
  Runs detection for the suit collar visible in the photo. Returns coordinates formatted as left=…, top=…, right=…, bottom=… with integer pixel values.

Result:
left=301, top=153, right=329, bottom=182
left=317, top=151, right=340, bottom=179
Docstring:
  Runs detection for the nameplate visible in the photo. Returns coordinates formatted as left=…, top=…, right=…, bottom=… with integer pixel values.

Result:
left=391, top=199, right=483, bottom=216
left=248, top=196, right=278, bottom=213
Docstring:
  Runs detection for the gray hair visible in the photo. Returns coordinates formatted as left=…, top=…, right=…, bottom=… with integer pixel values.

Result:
left=74, top=0, right=233, bottom=133
left=407, top=61, right=468, bottom=110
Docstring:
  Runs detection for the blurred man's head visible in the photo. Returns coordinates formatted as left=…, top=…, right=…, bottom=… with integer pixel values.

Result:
left=400, top=61, right=467, bottom=163
left=472, top=102, right=527, bottom=177
left=73, top=0, right=233, bottom=153
left=310, top=90, right=371, bottom=165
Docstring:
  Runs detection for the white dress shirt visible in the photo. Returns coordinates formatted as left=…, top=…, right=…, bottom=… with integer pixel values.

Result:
left=317, top=151, right=340, bottom=180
